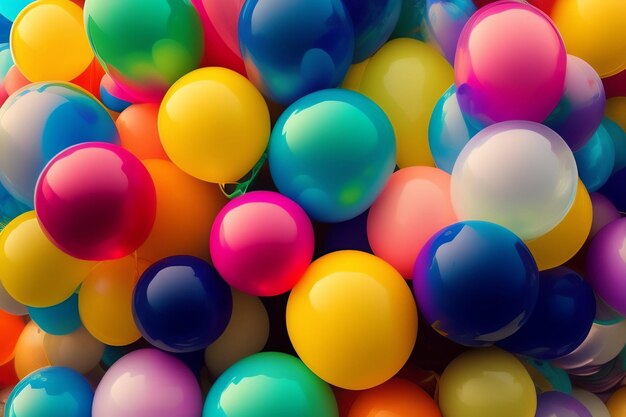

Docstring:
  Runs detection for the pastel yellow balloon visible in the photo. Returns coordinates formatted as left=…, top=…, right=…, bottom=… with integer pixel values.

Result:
left=439, top=348, right=537, bottom=417
left=14, top=321, right=50, bottom=380
left=287, top=250, right=418, bottom=390
left=204, top=290, right=269, bottom=377
left=606, top=97, right=626, bottom=132
left=10, top=0, right=94, bottom=82
left=159, top=67, right=270, bottom=184
left=43, top=326, right=104, bottom=374
left=525, top=180, right=592, bottom=271
left=79, top=255, right=141, bottom=346
left=344, top=38, right=453, bottom=168
left=551, top=0, right=626, bottom=77
left=0, top=212, right=95, bottom=308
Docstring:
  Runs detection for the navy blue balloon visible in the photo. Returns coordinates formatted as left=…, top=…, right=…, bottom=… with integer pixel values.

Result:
left=598, top=167, right=626, bottom=212
left=319, top=210, right=373, bottom=255
left=413, top=221, right=540, bottom=347
left=28, top=293, right=81, bottom=335
left=498, top=267, right=595, bottom=360
left=133, top=255, right=233, bottom=353
left=342, top=0, right=401, bottom=62
left=239, top=0, right=355, bottom=105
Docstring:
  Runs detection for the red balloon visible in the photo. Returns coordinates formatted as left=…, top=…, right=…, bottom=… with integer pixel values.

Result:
left=0, top=360, right=18, bottom=389
left=35, top=142, right=157, bottom=261
left=71, top=59, right=106, bottom=99
left=603, top=70, right=626, bottom=98
left=191, top=0, right=246, bottom=74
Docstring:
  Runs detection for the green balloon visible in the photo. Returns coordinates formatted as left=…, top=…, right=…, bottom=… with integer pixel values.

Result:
left=84, top=0, right=203, bottom=102
left=204, top=352, right=339, bottom=417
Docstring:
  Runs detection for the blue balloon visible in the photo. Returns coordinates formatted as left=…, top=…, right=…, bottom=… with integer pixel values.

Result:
left=498, top=267, right=596, bottom=360
left=604, top=116, right=626, bottom=174
left=391, top=0, right=426, bottom=40
left=0, top=82, right=119, bottom=207
left=423, top=0, right=476, bottom=64
left=598, top=167, right=626, bottom=212
left=269, top=89, right=396, bottom=222
left=413, top=221, right=540, bottom=347
left=239, top=0, right=354, bottom=105
left=5, top=366, right=93, bottom=417
left=342, top=0, right=401, bottom=62
left=574, top=123, right=615, bottom=192
left=133, top=255, right=233, bottom=353
left=28, top=293, right=81, bottom=335
left=99, top=84, right=132, bottom=113
left=0, top=15, right=10, bottom=44
left=428, top=84, right=480, bottom=173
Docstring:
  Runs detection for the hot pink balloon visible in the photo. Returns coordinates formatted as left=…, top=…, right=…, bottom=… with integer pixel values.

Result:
left=210, top=191, right=314, bottom=297
left=455, top=0, right=566, bottom=126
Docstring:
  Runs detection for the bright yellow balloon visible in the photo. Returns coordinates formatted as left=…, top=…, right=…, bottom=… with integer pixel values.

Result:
left=78, top=255, right=141, bottom=346
left=287, top=250, right=418, bottom=390
left=0, top=212, right=95, bottom=308
left=158, top=67, right=270, bottom=184
left=43, top=326, right=104, bottom=374
left=344, top=38, right=453, bottom=168
left=439, top=348, right=537, bottom=417
left=606, top=97, right=626, bottom=132
left=10, top=0, right=94, bottom=82
left=525, top=179, right=592, bottom=271
left=608, top=386, right=626, bottom=417
left=14, top=321, right=50, bottom=380
left=551, top=0, right=626, bottom=78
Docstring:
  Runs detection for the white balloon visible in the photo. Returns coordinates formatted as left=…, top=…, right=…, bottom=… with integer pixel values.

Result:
left=572, top=389, right=610, bottom=417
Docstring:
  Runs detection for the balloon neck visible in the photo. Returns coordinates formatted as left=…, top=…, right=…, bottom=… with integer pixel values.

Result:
left=220, top=152, right=267, bottom=199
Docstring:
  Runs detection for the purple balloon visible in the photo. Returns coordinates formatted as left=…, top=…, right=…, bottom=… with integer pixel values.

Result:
left=92, top=349, right=203, bottom=417
left=423, top=0, right=476, bottom=64
left=536, top=392, right=592, bottom=417
left=544, top=55, right=606, bottom=151
left=587, top=218, right=626, bottom=316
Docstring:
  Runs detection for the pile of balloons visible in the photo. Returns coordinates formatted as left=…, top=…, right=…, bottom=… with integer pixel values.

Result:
left=0, top=0, right=625, bottom=416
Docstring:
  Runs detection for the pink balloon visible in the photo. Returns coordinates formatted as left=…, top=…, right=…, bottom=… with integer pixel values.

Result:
left=210, top=191, right=314, bottom=296
left=367, top=167, right=457, bottom=278
left=92, top=349, right=203, bottom=417
left=455, top=0, right=566, bottom=126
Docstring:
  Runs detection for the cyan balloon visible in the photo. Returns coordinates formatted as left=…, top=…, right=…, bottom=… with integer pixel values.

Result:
left=0, top=0, right=33, bottom=22
left=343, top=0, right=401, bottom=62
left=574, top=123, right=615, bottom=192
left=28, top=293, right=81, bottom=336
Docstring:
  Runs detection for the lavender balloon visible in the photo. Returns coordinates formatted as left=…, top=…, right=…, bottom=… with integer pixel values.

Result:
left=536, top=392, right=592, bottom=417
left=423, top=0, right=476, bottom=64
left=545, top=55, right=606, bottom=151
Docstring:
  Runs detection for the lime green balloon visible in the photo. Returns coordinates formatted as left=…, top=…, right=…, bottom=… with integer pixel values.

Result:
left=84, top=0, right=203, bottom=103
left=203, top=352, right=338, bottom=417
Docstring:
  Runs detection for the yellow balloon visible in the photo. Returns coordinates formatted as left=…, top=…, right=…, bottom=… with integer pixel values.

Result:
left=10, top=0, right=94, bottom=82
left=0, top=212, right=95, bottom=308
left=286, top=250, right=418, bottom=390
left=525, top=179, right=592, bottom=271
left=13, top=321, right=50, bottom=380
left=439, top=348, right=537, bottom=417
left=43, top=326, right=104, bottom=374
left=78, top=255, right=141, bottom=346
left=342, top=60, right=370, bottom=91
left=608, top=386, right=626, bottom=417
left=344, top=38, right=453, bottom=168
left=606, top=97, right=626, bottom=132
left=158, top=67, right=270, bottom=184
left=551, top=0, right=626, bottom=78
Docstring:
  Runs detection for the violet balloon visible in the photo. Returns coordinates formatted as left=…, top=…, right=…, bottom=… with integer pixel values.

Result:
left=535, top=392, right=592, bottom=417
left=423, top=0, right=476, bottom=64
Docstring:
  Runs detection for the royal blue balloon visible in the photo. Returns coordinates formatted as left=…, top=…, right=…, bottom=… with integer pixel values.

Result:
left=0, top=16, right=10, bottom=44
left=428, top=85, right=480, bottom=173
left=269, top=89, right=396, bottom=223
left=28, top=293, right=81, bottom=336
left=5, top=366, right=93, bottom=417
left=574, top=123, right=615, bottom=192
left=413, top=221, right=540, bottom=347
left=342, top=0, right=401, bottom=62
left=238, top=0, right=354, bottom=105
left=99, top=84, right=132, bottom=113
left=133, top=255, right=233, bottom=353
left=604, top=116, right=626, bottom=174
left=498, top=267, right=596, bottom=360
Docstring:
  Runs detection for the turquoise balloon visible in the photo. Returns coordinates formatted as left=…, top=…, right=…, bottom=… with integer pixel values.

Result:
left=0, top=0, right=32, bottom=22
left=523, top=358, right=573, bottom=394
left=28, top=293, right=81, bottom=335
left=574, top=123, right=615, bottom=192
left=391, top=0, right=426, bottom=40
left=203, top=352, right=338, bottom=417
left=0, top=43, right=13, bottom=79
left=604, top=116, right=626, bottom=174
left=5, top=367, right=93, bottom=417
left=428, top=85, right=481, bottom=173
left=269, top=89, right=396, bottom=223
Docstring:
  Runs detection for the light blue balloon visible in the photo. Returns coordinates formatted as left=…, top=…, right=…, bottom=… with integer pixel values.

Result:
left=28, top=293, right=81, bottom=336
left=269, top=88, right=396, bottom=223
left=428, top=84, right=480, bottom=173
left=0, top=0, right=33, bottom=22
left=574, top=123, right=615, bottom=192
left=423, top=0, right=476, bottom=64
left=603, top=116, right=626, bottom=174
left=5, top=367, right=93, bottom=417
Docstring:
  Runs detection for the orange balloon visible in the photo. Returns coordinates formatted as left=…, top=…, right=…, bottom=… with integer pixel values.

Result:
left=138, top=160, right=227, bottom=262
left=348, top=377, right=442, bottom=417
left=4, top=66, right=30, bottom=96
left=71, top=58, right=105, bottom=99
left=117, top=104, right=169, bottom=161
left=13, top=321, right=50, bottom=379
left=367, top=166, right=457, bottom=278
left=0, top=310, right=24, bottom=366
left=608, top=386, right=626, bottom=417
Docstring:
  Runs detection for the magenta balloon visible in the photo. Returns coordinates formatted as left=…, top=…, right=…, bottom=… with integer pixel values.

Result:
left=455, top=0, right=566, bottom=126
left=92, top=349, right=203, bottom=417
left=210, top=191, right=314, bottom=297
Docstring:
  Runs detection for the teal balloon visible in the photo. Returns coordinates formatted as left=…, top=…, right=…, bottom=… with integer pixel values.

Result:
left=604, top=116, right=626, bottom=174
left=574, top=123, right=615, bottom=192
left=28, top=293, right=81, bottom=335
left=391, top=0, right=426, bottom=40
left=5, top=367, right=93, bottom=417
left=0, top=0, right=32, bottom=22
left=523, top=358, right=573, bottom=394
left=428, top=85, right=480, bottom=173
left=0, top=43, right=13, bottom=79
left=269, top=89, right=396, bottom=223
left=203, top=352, right=338, bottom=417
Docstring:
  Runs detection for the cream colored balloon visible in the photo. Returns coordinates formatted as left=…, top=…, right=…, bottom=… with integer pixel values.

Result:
left=43, top=326, right=104, bottom=374
left=572, top=389, right=610, bottom=417
left=14, top=321, right=50, bottom=379
left=204, top=290, right=269, bottom=377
